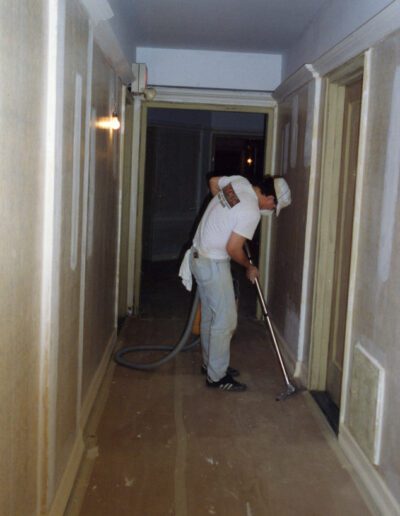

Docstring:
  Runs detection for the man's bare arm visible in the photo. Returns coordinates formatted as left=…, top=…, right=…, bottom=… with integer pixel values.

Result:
left=226, top=232, right=259, bottom=283
left=209, top=176, right=221, bottom=196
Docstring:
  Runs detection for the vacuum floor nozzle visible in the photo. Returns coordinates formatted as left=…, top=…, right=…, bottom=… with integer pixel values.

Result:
left=276, top=383, right=297, bottom=401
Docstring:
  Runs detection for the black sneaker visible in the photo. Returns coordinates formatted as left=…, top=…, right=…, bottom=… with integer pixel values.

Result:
left=201, top=364, right=240, bottom=377
left=206, top=374, right=247, bottom=392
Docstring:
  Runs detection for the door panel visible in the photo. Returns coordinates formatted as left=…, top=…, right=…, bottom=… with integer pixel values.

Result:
left=326, top=78, right=363, bottom=407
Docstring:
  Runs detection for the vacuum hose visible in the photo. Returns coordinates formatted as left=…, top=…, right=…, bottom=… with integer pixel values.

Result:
left=114, top=290, right=201, bottom=370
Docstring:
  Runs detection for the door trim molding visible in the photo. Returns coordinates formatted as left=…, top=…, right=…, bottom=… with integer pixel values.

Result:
left=313, top=1, right=400, bottom=78
left=339, top=49, right=373, bottom=422
left=148, top=86, right=276, bottom=108
left=126, top=96, right=143, bottom=314
left=130, top=95, right=275, bottom=314
left=296, top=74, right=324, bottom=370
left=308, top=80, right=345, bottom=390
left=273, top=64, right=315, bottom=102
left=308, top=56, right=365, bottom=392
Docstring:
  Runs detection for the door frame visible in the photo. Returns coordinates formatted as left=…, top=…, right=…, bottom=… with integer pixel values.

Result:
left=116, top=88, right=134, bottom=321
left=129, top=89, right=276, bottom=314
left=308, top=54, right=366, bottom=411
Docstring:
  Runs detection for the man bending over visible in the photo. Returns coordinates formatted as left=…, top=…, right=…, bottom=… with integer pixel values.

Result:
left=188, top=174, right=291, bottom=392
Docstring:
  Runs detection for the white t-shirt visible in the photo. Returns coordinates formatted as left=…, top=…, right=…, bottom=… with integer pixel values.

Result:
left=193, top=176, right=260, bottom=259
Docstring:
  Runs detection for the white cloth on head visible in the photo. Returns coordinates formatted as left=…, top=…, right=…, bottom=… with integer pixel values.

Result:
left=192, top=175, right=260, bottom=260
left=178, top=248, right=193, bottom=291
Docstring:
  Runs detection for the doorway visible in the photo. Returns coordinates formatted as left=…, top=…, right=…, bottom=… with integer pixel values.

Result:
left=212, top=134, right=265, bottom=182
left=137, top=106, right=270, bottom=317
left=309, top=58, right=364, bottom=433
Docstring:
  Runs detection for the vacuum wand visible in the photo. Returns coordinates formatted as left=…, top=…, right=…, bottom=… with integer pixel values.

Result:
left=245, top=242, right=297, bottom=400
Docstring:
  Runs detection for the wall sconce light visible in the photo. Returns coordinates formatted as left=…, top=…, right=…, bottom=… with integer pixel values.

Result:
left=111, top=111, right=121, bottom=130
left=96, top=110, right=121, bottom=131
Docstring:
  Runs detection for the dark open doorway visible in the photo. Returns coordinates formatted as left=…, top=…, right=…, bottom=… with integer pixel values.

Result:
left=213, top=135, right=265, bottom=183
left=140, top=107, right=267, bottom=318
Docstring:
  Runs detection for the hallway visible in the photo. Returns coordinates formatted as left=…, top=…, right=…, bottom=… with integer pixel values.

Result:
left=68, top=263, right=370, bottom=515
left=4, top=2, right=400, bottom=514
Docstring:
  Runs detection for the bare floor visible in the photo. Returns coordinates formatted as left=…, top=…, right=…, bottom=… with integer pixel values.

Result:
left=71, top=262, right=371, bottom=516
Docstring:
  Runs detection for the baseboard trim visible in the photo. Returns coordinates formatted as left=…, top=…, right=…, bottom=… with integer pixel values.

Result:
left=80, top=329, right=117, bottom=429
left=48, top=433, right=85, bottom=516
left=293, top=358, right=308, bottom=386
left=48, top=330, right=117, bottom=516
left=263, top=316, right=309, bottom=390
left=339, top=424, right=400, bottom=516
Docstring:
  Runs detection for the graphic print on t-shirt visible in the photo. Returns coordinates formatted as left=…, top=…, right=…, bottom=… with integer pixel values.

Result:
left=218, top=183, right=241, bottom=209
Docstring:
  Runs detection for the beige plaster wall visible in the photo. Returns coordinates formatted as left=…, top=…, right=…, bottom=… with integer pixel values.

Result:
left=50, top=0, right=121, bottom=509
left=345, top=30, right=400, bottom=502
left=0, top=1, right=122, bottom=513
left=53, top=0, right=89, bottom=492
left=274, top=28, right=400, bottom=508
left=81, top=42, right=120, bottom=401
left=270, top=83, right=312, bottom=359
left=0, top=2, right=46, bottom=514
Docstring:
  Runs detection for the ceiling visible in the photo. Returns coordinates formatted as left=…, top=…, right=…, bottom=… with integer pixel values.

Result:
left=107, top=0, right=329, bottom=60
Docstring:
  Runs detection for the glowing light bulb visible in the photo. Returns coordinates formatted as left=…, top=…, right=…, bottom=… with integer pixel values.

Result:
left=95, top=113, right=120, bottom=130
left=111, top=112, right=120, bottom=130
left=246, top=157, right=253, bottom=165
